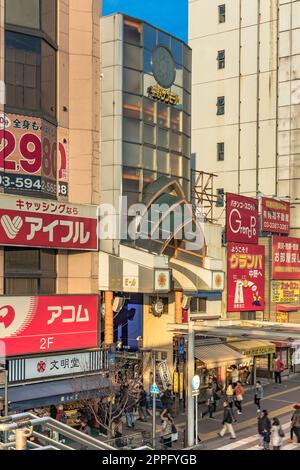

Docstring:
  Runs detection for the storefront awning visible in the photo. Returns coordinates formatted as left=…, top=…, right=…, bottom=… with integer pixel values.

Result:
left=276, top=305, right=300, bottom=312
left=228, top=340, right=276, bottom=357
left=194, top=343, right=244, bottom=369
left=7, top=375, right=111, bottom=411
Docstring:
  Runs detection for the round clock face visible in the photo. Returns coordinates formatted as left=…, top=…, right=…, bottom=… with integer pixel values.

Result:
left=152, top=46, right=176, bottom=89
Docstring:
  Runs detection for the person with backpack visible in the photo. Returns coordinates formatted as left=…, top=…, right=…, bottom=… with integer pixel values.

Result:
left=271, top=417, right=285, bottom=450
left=201, top=384, right=216, bottom=419
left=254, top=381, right=264, bottom=412
left=258, top=410, right=271, bottom=450
left=274, top=354, right=284, bottom=384
left=217, top=400, right=236, bottom=439
left=233, top=381, right=245, bottom=415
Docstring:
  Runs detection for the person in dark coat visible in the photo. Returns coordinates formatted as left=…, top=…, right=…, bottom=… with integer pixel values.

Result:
left=161, top=384, right=174, bottom=415
left=258, top=410, right=271, bottom=450
left=217, top=400, right=236, bottom=439
left=125, top=393, right=136, bottom=428
left=137, top=385, right=148, bottom=421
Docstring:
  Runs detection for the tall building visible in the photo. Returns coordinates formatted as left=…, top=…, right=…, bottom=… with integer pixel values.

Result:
left=190, top=0, right=300, bottom=235
left=0, top=1, right=108, bottom=416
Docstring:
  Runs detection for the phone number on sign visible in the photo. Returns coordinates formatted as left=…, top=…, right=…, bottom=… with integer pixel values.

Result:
left=0, top=174, right=68, bottom=197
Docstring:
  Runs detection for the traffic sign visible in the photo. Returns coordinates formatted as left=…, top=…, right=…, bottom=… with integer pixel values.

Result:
left=192, top=374, right=200, bottom=391
left=150, top=383, right=160, bottom=394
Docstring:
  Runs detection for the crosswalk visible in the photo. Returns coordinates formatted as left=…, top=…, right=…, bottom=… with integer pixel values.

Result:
left=216, top=422, right=300, bottom=451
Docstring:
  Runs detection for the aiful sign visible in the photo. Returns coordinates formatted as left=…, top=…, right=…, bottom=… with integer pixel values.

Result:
left=226, top=193, right=258, bottom=244
left=0, top=296, right=98, bottom=356
left=0, top=193, right=98, bottom=250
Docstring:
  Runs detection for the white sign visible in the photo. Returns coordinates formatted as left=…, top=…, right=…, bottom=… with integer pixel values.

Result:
left=158, top=360, right=172, bottom=390
left=154, top=270, right=171, bottom=292
left=192, top=374, right=200, bottom=391
left=23, top=352, right=92, bottom=380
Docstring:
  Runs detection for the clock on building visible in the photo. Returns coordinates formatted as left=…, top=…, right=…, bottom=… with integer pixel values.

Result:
left=152, top=46, right=176, bottom=89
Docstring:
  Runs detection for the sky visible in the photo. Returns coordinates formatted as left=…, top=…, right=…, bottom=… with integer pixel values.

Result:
left=102, top=0, right=188, bottom=43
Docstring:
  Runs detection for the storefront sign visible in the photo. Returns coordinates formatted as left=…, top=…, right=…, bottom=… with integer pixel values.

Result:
left=0, top=193, right=98, bottom=250
left=276, top=311, right=289, bottom=323
left=0, top=113, right=68, bottom=198
left=272, top=236, right=300, bottom=280
left=0, top=296, right=98, bottom=356
left=154, top=269, right=171, bottom=292
left=157, top=360, right=172, bottom=390
left=226, top=193, right=258, bottom=244
left=173, top=372, right=179, bottom=394
left=227, top=243, right=265, bottom=312
left=271, top=281, right=300, bottom=303
left=261, top=198, right=290, bottom=234
left=148, top=85, right=179, bottom=105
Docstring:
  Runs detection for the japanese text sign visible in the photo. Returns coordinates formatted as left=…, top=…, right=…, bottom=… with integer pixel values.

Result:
left=227, top=243, right=265, bottom=312
left=0, top=296, right=98, bottom=356
left=271, top=281, right=300, bottom=303
left=226, top=193, right=258, bottom=244
left=0, top=193, right=98, bottom=250
left=262, top=198, right=290, bottom=234
left=272, top=236, right=300, bottom=280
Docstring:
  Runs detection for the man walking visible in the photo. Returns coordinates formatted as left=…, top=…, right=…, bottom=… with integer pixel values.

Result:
left=274, top=354, right=284, bottom=384
left=254, top=381, right=264, bottom=412
left=201, top=384, right=216, bottom=419
left=161, top=383, right=174, bottom=415
left=137, top=385, right=148, bottom=422
left=217, top=401, right=236, bottom=439
left=258, top=410, right=271, bottom=450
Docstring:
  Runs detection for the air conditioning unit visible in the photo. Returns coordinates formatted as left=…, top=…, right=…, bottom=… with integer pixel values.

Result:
left=112, top=297, right=125, bottom=313
left=182, top=295, right=191, bottom=310
left=152, top=299, right=164, bottom=317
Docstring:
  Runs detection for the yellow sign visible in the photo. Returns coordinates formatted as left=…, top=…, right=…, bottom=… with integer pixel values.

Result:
left=271, top=281, right=300, bottom=304
left=179, top=372, right=184, bottom=395
left=148, top=85, right=179, bottom=105
left=173, top=372, right=179, bottom=394
left=276, top=311, right=289, bottom=323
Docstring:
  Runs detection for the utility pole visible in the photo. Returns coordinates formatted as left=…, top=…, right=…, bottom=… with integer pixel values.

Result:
left=152, top=350, right=156, bottom=450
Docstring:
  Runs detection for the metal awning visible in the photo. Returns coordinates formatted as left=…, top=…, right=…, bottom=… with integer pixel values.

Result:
left=276, top=305, right=300, bottom=312
left=228, top=340, right=276, bottom=357
left=194, top=343, right=244, bottom=369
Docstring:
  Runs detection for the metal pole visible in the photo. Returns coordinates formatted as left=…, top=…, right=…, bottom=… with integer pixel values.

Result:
left=187, top=322, right=195, bottom=447
left=4, top=367, right=8, bottom=444
left=152, top=351, right=156, bottom=450
left=194, top=395, right=198, bottom=446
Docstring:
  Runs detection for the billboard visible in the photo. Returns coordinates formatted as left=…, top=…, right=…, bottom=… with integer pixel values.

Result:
left=0, top=296, right=98, bottom=356
left=272, top=236, right=300, bottom=280
left=226, top=193, right=258, bottom=244
left=0, top=113, right=68, bottom=198
left=271, top=281, right=300, bottom=304
left=261, top=198, right=290, bottom=234
left=0, top=193, right=98, bottom=250
left=227, top=243, right=265, bottom=312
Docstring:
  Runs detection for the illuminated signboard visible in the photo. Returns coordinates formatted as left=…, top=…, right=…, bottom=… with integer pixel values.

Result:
left=148, top=85, right=179, bottom=106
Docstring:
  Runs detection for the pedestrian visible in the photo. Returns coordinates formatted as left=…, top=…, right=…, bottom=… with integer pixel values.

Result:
left=49, top=404, right=57, bottom=420
left=291, top=403, right=300, bottom=443
left=201, top=384, right=216, bottom=419
left=211, top=376, right=222, bottom=411
left=289, top=404, right=300, bottom=442
left=125, top=393, right=136, bottom=429
left=233, top=381, right=245, bottom=415
left=271, top=417, right=284, bottom=450
left=217, top=400, right=236, bottom=439
left=229, top=365, right=239, bottom=384
left=160, top=410, right=173, bottom=449
left=79, top=417, right=92, bottom=450
left=137, top=385, right=148, bottom=422
left=225, top=383, right=237, bottom=422
left=258, top=410, right=271, bottom=450
left=160, top=383, right=174, bottom=415
left=274, top=354, right=284, bottom=384
left=254, top=381, right=264, bottom=412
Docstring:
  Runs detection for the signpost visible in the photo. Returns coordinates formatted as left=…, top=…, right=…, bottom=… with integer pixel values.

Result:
left=150, top=351, right=159, bottom=450
left=192, top=375, right=200, bottom=446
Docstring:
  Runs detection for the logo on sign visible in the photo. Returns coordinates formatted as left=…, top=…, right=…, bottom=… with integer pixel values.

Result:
left=1, top=215, right=23, bottom=239
left=0, top=114, right=11, bottom=129
left=229, top=209, right=257, bottom=240
left=37, top=361, right=46, bottom=373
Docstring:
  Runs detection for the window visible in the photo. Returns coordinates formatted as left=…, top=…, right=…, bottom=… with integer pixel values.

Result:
left=190, top=297, right=207, bottom=313
left=216, top=188, right=225, bottom=207
left=217, top=50, right=225, bottom=69
left=218, top=4, right=226, bottom=23
left=4, top=248, right=56, bottom=295
left=217, top=142, right=225, bottom=161
left=217, top=96, right=225, bottom=115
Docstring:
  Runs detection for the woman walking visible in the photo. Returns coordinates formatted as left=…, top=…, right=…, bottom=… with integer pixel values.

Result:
left=233, top=381, right=245, bottom=415
left=254, top=381, right=264, bottom=413
left=271, top=417, right=284, bottom=450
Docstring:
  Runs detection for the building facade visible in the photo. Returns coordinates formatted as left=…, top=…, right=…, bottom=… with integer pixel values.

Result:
left=0, top=0, right=107, bottom=416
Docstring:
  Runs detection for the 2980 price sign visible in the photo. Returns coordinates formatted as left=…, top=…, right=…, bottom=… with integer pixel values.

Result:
left=0, top=113, right=68, bottom=198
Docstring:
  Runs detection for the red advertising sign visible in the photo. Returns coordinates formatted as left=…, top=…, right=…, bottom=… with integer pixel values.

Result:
left=0, top=194, right=98, bottom=250
left=0, top=295, right=98, bottom=356
left=227, top=243, right=265, bottom=312
left=226, top=193, right=258, bottom=244
left=262, top=198, right=290, bottom=234
left=0, top=113, right=68, bottom=198
left=272, top=236, right=300, bottom=280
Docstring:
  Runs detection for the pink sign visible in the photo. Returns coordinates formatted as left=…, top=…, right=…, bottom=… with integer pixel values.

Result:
left=262, top=198, right=290, bottom=234
left=0, top=296, right=98, bottom=356
left=226, top=193, right=258, bottom=244
left=227, top=243, right=265, bottom=312
left=0, top=194, right=98, bottom=250
left=272, top=236, right=300, bottom=280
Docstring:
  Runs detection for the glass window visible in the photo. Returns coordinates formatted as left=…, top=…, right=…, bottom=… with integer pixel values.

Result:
left=157, top=103, right=169, bottom=127
left=123, top=118, right=141, bottom=144
left=218, top=4, right=226, bottom=23
left=182, top=157, right=190, bottom=179
left=144, top=123, right=156, bottom=145
left=144, top=73, right=156, bottom=96
left=124, top=19, right=142, bottom=46
left=123, top=93, right=142, bottom=119
left=143, top=97, right=155, bottom=124
left=124, top=43, right=142, bottom=70
left=40, top=249, right=56, bottom=272
left=158, top=31, right=170, bottom=48
left=217, top=50, right=225, bottom=69
left=183, top=46, right=192, bottom=72
left=170, top=153, right=182, bottom=177
left=5, top=0, right=40, bottom=29
left=174, top=63, right=183, bottom=88
left=39, top=278, right=56, bottom=294
left=183, top=113, right=191, bottom=136
left=123, top=167, right=141, bottom=193
left=216, top=188, right=225, bottom=207
left=183, top=68, right=191, bottom=93
left=144, top=49, right=153, bottom=74
left=5, top=278, right=39, bottom=295
left=217, top=96, right=225, bottom=115
left=170, top=132, right=182, bottom=153
left=144, top=23, right=156, bottom=51
left=217, top=142, right=225, bottom=161
left=5, top=248, right=39, bottom=272
left=171, top=108, right=182, bottom=132
left=171, top=38, right=183, bottom=65
left=183, top=90, right=191, bottom=115
left=182, top=134, right=190, bottom=157
left=41, top=0, right=57, bottom=41
left=157, top=127, right=169, bottom=149
left=124, top=68, right=141, bottom=94
left=142, top=170, right=157, bottom=193
left=41, top=40, right=56, bottom=117
left=123, top=142, right=141, bottom=167
left=157, top=150, right=169, bottom=174
left=142, top=146, right=156, bottom=171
